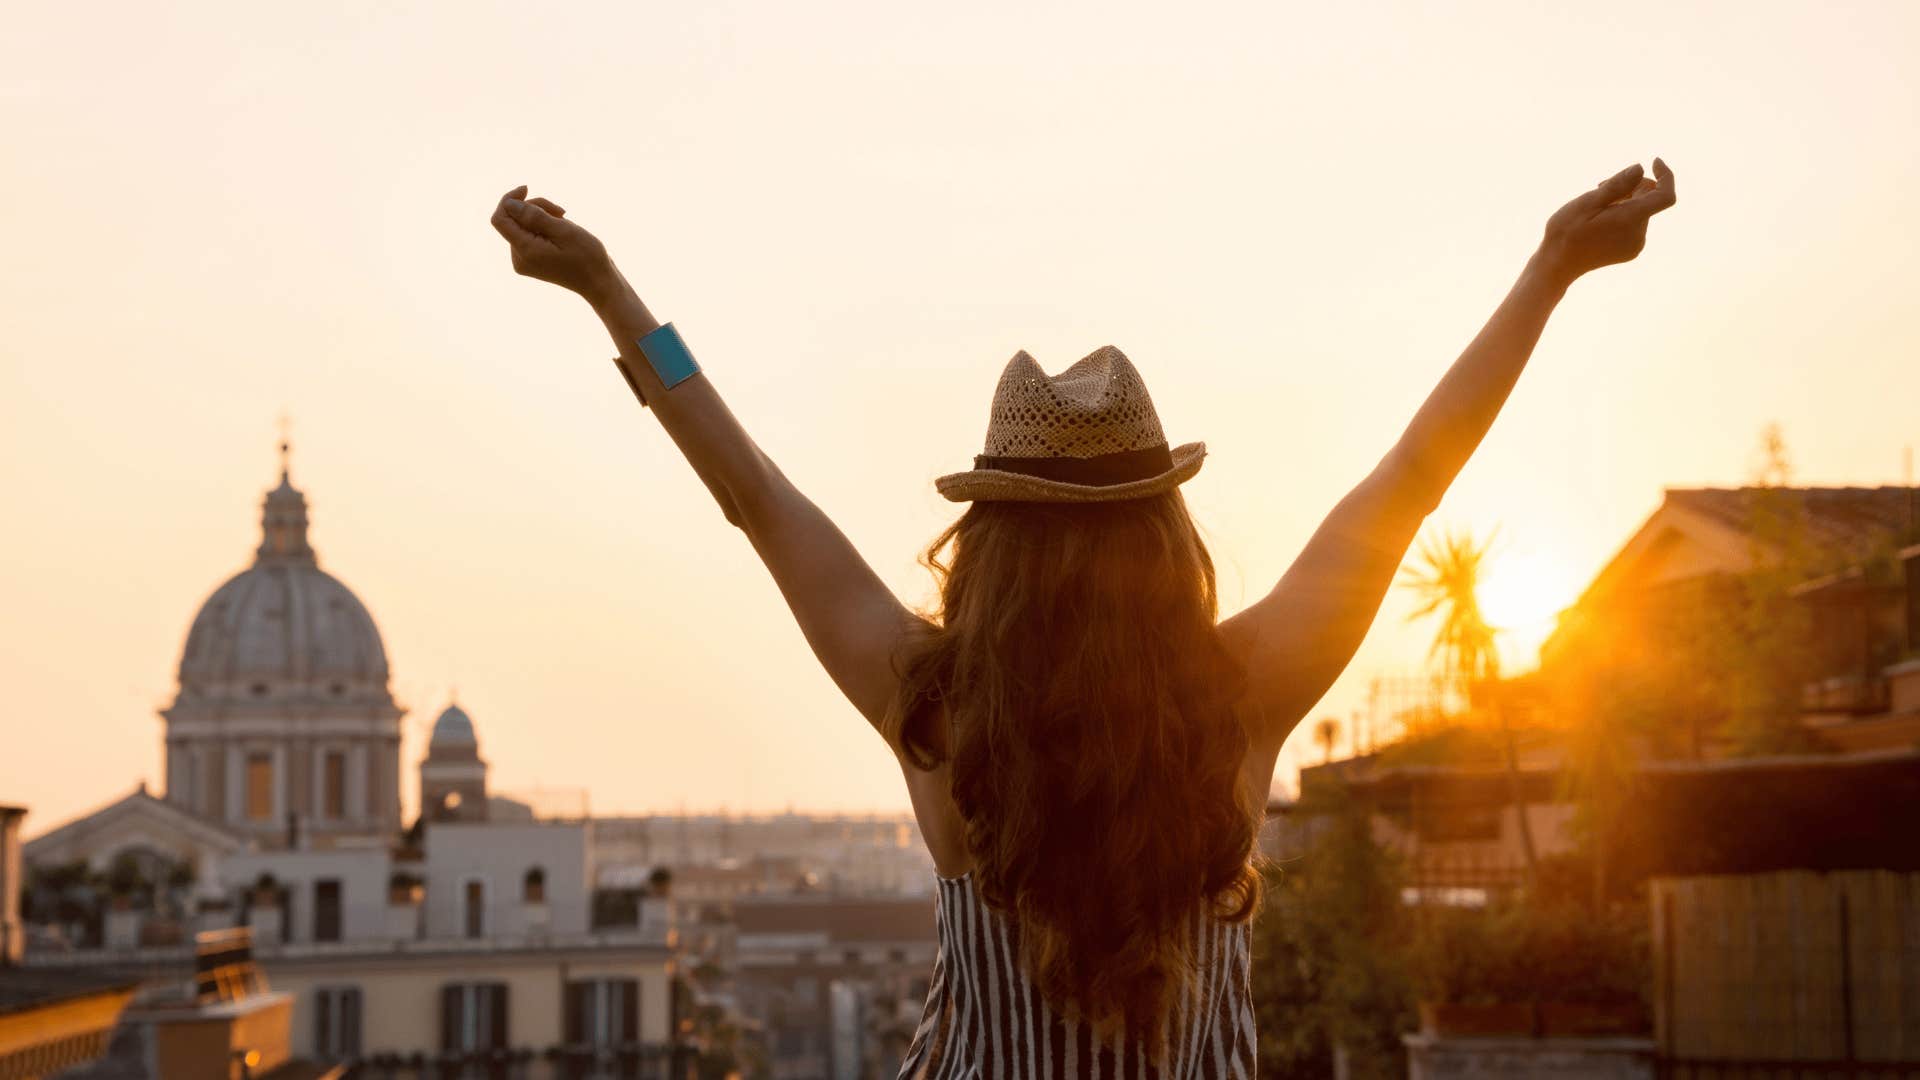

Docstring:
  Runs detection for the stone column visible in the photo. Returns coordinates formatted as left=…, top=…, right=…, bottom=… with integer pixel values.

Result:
left=207, top=740, right=228, bottom=822
left=348, top=740, right=370, bottom=828
left=288, top=738, right=311, bottom=826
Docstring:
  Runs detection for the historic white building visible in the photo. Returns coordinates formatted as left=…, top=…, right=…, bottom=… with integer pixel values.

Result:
left=161, top=456, right=404, bottom=847
left=20, top=454, right=680, bottom=1075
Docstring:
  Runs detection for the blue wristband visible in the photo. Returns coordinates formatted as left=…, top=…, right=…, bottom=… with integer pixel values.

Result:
left=636, top=322, right=701, bottom=391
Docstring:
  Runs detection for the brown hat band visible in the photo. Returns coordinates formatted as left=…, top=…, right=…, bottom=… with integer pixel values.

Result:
left=971, top=443, right=1174, bottom=487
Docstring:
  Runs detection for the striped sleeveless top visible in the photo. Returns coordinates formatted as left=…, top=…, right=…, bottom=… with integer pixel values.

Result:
left=897, top=870, right=1257, bottom=1079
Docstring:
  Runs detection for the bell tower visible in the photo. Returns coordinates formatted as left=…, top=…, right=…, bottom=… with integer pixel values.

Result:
left=420, top=700, right=489, bottom=824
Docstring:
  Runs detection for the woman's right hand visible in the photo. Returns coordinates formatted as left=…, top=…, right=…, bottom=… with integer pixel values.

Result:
left=489, top=185, right=624, bottom=306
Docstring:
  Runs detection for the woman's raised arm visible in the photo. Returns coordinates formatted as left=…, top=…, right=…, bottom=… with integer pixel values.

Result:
left=1221, top=160, right=1677, bottom=755
left=489, top=187, right=923, bottom=734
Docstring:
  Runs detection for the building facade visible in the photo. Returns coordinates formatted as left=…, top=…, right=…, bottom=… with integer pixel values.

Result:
left=18, top=455, right=686, bottom=1077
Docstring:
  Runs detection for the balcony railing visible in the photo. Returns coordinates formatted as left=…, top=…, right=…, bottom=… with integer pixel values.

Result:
left=349, top=1042, right=688, bottom=1080
left=1800, top=673, right=1891, bottom=716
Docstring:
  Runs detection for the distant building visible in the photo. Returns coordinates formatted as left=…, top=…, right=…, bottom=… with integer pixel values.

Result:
left=17, top=456, right=681, bottom=1077
left=728, top=896, right=938, bottom=1080
left=591, top=813, right=933, bottom=900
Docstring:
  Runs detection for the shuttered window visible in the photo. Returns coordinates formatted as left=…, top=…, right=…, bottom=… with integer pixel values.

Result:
left=440, top=982, right=510, bottom=1052
left=313, top=986, right=362, bottom=1059
left=563, top=977, right=640, bottom=1047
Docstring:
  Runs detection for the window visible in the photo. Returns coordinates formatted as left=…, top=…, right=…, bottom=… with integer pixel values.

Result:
left=1417, top=803, right=1503, bottom=843
left=313, top=879, right=342, bottom=943
left=463, top=879, right=485, bottom=939
left=564, top=978, right=639, bottom=1050
left=246, top=753, right=273, bottom=822
left=523, top=867, right=546, bottom=904
left=322, top=751, right=346, bottom=820
left=441, top=982, right=509, bottom=1056
left=314, top=986, right=362, bottom=1059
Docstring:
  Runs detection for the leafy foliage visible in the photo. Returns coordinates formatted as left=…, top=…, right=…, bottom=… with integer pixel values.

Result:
left=1405, top=893, right=1650, bottom=1008
left=1252, top=785, right=1412, bottom=1079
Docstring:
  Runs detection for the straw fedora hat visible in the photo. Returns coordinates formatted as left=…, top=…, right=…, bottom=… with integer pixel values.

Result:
left=935, top=345, right=1205, bottom=503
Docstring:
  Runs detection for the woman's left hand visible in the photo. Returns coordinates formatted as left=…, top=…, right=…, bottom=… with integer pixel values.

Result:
left=489, top=185, right=622, bottom=305
left=1537, top=158, right=1677, bottom=286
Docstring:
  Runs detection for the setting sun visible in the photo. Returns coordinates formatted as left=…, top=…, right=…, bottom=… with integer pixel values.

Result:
left=1477, top=548, right=1581, bottom=667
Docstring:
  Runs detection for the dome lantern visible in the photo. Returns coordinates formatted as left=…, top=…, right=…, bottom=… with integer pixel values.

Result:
left=256, top=437, right=314, bottom=563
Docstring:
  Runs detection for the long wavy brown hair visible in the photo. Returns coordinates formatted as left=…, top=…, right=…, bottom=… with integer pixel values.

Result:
left=888, top=490, right=1264, bottom=1049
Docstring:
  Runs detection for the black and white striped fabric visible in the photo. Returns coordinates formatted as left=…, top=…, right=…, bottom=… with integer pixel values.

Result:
left=898, top=870, right=1256, bottom=1079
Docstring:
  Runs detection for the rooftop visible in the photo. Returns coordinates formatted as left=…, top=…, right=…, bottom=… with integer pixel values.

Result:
left=734, top=896, right=937, bottom=944
left=0, top=967, right=142, bottom=1017
left=1665, top=485, right=1919, bottom=560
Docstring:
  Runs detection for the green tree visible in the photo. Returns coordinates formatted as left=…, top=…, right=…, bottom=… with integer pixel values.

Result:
left=1252, top=781, right=1412, bottom=1079
left=1717, top=424, right=1823, bottom=754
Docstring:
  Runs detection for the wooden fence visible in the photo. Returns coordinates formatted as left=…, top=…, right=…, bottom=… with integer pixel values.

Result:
left=1652, top=871, right=1920, bottom=1075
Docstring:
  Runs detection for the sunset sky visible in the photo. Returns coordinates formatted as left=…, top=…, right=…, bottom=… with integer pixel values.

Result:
left=4, top=2, right=1916, bottom=833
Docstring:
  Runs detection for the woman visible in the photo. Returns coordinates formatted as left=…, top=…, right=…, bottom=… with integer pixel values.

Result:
left=489, top=159, right=1676, bottom=1077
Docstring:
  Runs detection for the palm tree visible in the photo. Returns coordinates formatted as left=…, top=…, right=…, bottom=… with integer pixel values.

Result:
left=1399, top=526, right=1538, bottom=878
left=1312, top=716, right=1341, bottom=765
left=1400, top=529, right=1500, bottom=704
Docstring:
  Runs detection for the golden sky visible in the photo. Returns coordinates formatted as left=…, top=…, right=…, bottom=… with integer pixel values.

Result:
left=4, top=1, right=1916, bottom=832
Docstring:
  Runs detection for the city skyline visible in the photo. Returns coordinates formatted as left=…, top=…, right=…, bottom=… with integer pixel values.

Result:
left=5, top=1, right=1918, bottom=832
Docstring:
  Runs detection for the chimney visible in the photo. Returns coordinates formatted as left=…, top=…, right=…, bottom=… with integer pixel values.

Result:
left=1, top=805, right=25, bottom=965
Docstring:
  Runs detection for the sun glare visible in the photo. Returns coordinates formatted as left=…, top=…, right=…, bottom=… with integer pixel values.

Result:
left=1476, top=550, right=1580, bottom=668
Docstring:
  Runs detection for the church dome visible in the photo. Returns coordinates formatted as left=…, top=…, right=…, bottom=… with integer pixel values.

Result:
left=430, top=703, right=477, bottom=747
left=175, top=460, right=390, bottom=695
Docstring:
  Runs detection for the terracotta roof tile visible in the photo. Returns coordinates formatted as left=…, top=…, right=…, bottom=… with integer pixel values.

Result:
left=1666, top=485, right=1918, bottom=562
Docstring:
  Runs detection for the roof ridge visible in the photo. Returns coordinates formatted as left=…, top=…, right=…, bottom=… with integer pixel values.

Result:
left=1665, top=483, right=1917, bottom=494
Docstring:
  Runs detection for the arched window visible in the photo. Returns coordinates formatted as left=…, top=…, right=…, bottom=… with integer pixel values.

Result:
left=523, top=867, right=546, bottom=904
